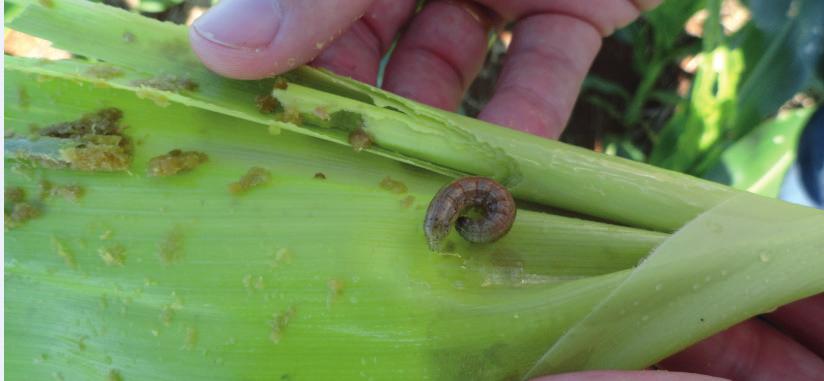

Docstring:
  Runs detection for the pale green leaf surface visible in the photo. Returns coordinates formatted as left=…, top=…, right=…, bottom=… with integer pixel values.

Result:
left=5, top=1, right=824, bottom=380
left=5, top=68, right=665, bottom=275
left=277, top=69, right=738, bottom=233
left=5, top=0, right=463, bottom=180
left=527, top=193, right=824, bottom=375
left=5, top=66, right=663, bottom=380
left=7, top=0, right=739, bottom=233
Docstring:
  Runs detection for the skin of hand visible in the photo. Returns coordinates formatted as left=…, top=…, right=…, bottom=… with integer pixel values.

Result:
left=188, top=1, right=824, bottom=379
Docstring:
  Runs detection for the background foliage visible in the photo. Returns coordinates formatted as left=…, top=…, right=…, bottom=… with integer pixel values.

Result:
left=568, top=0, right=824, bottom=199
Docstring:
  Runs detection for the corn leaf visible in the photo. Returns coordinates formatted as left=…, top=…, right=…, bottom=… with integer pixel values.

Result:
left=6, top=0, right=737, bottom=232
left=704, top=107, right=814, bottom=196
left=650, top=0, right=824, bottom=175
left=5, top=1, right=824, bottom=380
left=4, top=62, right=664, bottom=381
left=528, top=193, right=824, bottom=374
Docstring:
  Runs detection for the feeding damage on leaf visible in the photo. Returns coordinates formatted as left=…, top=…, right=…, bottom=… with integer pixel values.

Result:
left=281, top=107, right=303, bottom=125
left=5, top=181, right=84, bottom=230
left=131, top=75, right=198, bottom=93
left=326, top=278, right=345, bottom=307
left=348, top=127, right=373, bottom=152
left=52, top=236, right=77, bottom=269
left=41, top=108, right=123, bottom=136
left=44, top=108, right=132, bottom=171
left=158, top=226, right=185, bottom=265
left=273, top=77, right=288, bottom=90
left=98, top=244, right=127, bottom=267
left=39, top=180, right=85, bottom=202
left=229, top=167, right=272, bottom=195
left=379, top=176, right=408, bottom=194
left=5, top=187, right=26, bottom=204
left=269, top=306, right=296, bottom=344
left=5, top=108, right=133, bottom=171
left=85, top=64, right=124, bottom=80
left=121, top=31, right=136, bottom=44
left=255, top=94, right=281, bottom=114
left=400, top=195, right=415, bottom=209
left=4, top=187, right=41, bottom=230
left=147, top=149, right=208, bottom=177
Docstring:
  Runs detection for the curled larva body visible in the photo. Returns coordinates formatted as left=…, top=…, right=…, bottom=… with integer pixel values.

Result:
left=423, top=177, right=516, bottom=251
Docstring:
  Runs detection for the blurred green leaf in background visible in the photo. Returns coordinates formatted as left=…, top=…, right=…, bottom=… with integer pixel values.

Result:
left=569, top=0, right=824, bottom=196
left=705, top=107, right=814, bottom=197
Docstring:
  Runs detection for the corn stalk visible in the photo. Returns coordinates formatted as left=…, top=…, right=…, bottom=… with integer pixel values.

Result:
left=4, top=1, right=824, bottom=380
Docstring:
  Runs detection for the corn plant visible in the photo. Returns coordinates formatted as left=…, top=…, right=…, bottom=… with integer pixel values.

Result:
left=581, top=0, right=823, bottom=194
left=4, top=1, right=824, bottom=380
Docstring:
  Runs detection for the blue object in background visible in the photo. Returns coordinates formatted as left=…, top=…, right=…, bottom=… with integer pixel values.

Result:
left=779, top=105, right=824, bottom=208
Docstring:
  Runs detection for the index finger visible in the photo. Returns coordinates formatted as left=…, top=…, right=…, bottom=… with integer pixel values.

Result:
left=189, top=0, right=374, bottom=79
left=478, top=14, right=602, bottom=139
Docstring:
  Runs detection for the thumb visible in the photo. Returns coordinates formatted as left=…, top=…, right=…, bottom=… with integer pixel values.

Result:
left=189, top=0, right=374, bottom=79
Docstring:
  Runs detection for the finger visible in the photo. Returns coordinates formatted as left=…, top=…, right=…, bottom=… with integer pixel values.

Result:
left=477, top=14, right=602, bottom=138
left=633, top=0, right=664, bottom=12
left=475, top=0, right=660, bottom=34
left=765, top=293, right=824, bottom=357
left=659, top=319, right=824, bottom=380
left=189, top=0, right=373, bottom=79
left=381, top=0, right=492, bottom=111
left=532, top=370, right=727, bottom=381
left=310, top=0, right=417, bottom=84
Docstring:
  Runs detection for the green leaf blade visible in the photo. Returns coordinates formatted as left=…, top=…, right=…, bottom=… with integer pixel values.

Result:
left=527, top=193, right=824, bottom=374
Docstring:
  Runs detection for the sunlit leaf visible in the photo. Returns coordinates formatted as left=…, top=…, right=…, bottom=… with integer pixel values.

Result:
left=705, top=107, right=814, bottom=197
left=5, top=1, right=824, bottom=380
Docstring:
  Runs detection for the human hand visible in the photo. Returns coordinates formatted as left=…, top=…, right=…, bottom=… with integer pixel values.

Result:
left=536, top=293, right=824, bottom=380
left=189, top=0, right=659, bottom=139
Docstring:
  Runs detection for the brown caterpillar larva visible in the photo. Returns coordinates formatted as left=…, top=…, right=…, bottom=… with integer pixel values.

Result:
left=423, top=176, right=516, bottom=251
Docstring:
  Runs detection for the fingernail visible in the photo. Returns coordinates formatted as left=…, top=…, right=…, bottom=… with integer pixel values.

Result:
left=193, top=0, right=281, bottom=50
